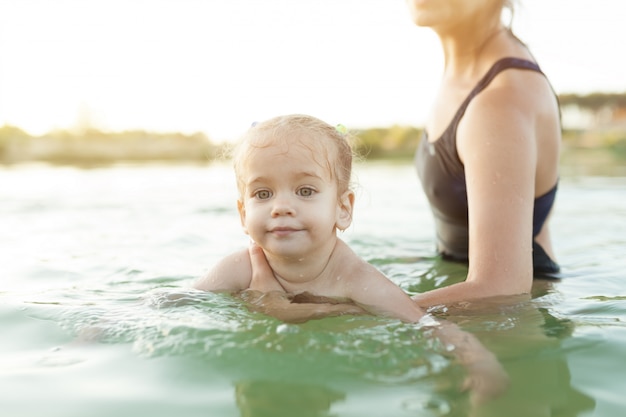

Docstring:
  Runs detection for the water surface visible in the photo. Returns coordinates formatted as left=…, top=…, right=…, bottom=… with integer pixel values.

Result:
left=1, top=161, right=625, bottom=416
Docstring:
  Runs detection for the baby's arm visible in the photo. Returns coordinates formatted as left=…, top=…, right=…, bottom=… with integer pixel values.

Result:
left=193, top=249, right=253, bottom=292
left=346, top=259, right=426, bottom=321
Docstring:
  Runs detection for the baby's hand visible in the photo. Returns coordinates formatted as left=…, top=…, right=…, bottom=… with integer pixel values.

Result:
left=248, top=242, right=284, bottom=293
left=245, top=243, right=366, bottom=322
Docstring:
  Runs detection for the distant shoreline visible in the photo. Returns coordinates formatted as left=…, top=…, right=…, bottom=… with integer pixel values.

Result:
left=3, top=91, right=626, bottom=166
left=1, top=125, right=625, bottom=170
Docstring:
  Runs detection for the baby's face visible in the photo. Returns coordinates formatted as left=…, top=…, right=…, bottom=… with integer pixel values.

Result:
left=237, top=141, right=351, bottom=259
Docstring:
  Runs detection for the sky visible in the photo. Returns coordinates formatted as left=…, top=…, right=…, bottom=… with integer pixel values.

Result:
left=0, top=0, right=625, bottom=142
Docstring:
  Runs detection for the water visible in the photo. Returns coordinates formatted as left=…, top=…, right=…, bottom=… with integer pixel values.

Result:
left=1, top=160, right=625, bottom=416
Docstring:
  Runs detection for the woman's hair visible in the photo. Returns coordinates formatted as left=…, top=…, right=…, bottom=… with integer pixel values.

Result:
left=233, top=114, right=354, bottom=197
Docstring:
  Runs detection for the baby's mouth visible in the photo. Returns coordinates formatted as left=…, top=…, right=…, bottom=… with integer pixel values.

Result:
left=269, top=226, right=301, bottom=237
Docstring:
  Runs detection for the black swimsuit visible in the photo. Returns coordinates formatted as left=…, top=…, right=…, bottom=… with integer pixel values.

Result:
left=415, top=57, right=560, bottom=275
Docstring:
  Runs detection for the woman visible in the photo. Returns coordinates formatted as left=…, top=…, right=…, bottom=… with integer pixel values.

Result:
left=243, top=0, right=561, bottom=310
left=407, top=0, right=561, bottom=307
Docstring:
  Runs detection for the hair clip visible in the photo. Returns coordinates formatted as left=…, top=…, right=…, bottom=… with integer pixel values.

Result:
left=335, top=124, right=348, bottom=135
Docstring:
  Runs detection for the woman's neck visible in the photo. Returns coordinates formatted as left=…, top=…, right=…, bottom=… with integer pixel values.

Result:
left=439, top=20, right=506, bottom=79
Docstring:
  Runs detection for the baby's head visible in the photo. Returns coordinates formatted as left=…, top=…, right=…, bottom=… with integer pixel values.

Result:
left=233, top=114, right=353, bottom=197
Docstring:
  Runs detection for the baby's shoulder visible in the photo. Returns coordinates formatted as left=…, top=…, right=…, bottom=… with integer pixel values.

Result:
left=194, top=248, right=252, bottom=292
left=332, top=243, right=388, bottom=284
left=332, top=239, right=375, bottom=267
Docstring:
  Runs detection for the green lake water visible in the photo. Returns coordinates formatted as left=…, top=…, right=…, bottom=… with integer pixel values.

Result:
left=1, top=160, right=625, bottom=416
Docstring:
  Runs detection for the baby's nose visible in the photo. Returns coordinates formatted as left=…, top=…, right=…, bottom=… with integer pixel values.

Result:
left=271, top=197, right=295, bottom=216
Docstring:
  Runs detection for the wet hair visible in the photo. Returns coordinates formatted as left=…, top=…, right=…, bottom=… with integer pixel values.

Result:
left=233, top=114, right=354, bottom=197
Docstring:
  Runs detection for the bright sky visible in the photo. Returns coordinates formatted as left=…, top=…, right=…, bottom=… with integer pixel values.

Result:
left=0, top=0, right=624, bottom=142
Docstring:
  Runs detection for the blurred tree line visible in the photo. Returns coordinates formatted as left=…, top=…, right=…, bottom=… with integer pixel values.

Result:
left=559, top=92, right=626, bottom=111
left=351, top=125, right=422, bottom=160
left=2, top=91, right=626, bottom=165
left=0, top=125, right=217, bottom=165
left=0, top=123, right=423, bottom=165
left=559, top=91, right=626, bottom=156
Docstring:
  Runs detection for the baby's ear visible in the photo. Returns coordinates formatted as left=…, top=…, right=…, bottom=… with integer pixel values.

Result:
left=336, top=190, right=355, bottom=231
left=237, top=199, right=249, bottom=234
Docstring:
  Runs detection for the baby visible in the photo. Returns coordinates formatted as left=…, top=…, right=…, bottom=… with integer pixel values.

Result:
left=194, top=114, right=427, bottom=321
left=193, top=114, right=508, bottom=404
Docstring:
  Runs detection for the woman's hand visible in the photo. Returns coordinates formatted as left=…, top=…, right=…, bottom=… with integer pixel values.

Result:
left=461, top=349, right=510, bottom=407
left=240, top=289, right=365, bottom=323
left=432, top=320, right=509, bottom=406
left=247, top=242, right=285, bottom=293
left=244, top=243, right=366, bottom=322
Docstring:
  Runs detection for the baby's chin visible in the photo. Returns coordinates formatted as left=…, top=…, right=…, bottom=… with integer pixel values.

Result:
left=265, top=249, right=310, bottom=262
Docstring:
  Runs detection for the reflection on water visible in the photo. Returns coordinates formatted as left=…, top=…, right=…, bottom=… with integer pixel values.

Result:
left=0, top=162, right=625, bottom=416
left=430, top=289, right=596, bottom=417
left=236, top=380, right=345, bottom=417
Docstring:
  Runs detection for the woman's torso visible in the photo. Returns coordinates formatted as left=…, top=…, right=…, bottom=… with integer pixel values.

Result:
left=415, top=57, right=561, bottom=275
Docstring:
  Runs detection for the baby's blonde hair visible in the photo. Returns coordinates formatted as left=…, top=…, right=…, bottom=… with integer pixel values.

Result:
left=233, top=114, right=353, bottom=197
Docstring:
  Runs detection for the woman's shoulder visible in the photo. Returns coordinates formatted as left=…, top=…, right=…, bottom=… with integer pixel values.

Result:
left=482, top=56, right=556, bottom=104
left=466, top=61, right=556, bottom=128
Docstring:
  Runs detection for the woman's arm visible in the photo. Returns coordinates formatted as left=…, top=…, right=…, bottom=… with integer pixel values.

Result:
left=429, top=319, right=509, bottom=406
left=414, top=79, right=540, bottom=307
left=248, top=243, right=509, bottom=404
left=239, top=289, right=367, bottom=323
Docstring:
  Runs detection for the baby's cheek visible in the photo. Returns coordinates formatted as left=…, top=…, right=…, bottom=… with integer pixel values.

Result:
left=244, top=213, right=265, bottom=236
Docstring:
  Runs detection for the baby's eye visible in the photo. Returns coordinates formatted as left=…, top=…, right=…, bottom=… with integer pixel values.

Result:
left=297, top=187, right=315, bottom=197
left=254, top=190, right=272, bottom=200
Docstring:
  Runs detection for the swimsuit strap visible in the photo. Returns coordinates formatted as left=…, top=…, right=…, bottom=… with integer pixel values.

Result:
left=445, top=57, right=543, bottom=141
left=466, top=58, right=541, bottom=104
